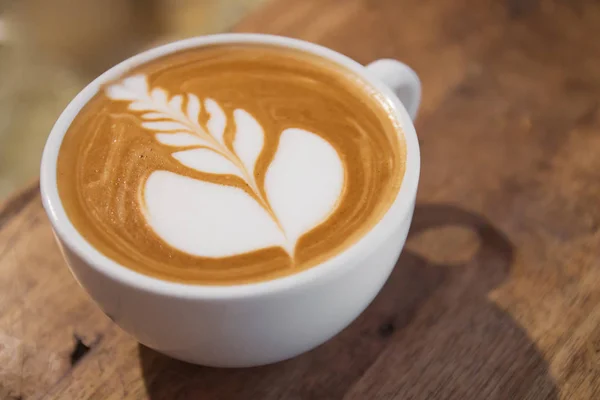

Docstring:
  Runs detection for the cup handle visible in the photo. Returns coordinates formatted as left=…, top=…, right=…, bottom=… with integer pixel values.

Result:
left=366, top=59, right=421, bottom=120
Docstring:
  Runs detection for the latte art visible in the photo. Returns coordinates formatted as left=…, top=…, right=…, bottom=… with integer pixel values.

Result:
left=106, top=75, right=344, bottom=257
left=57, top=44, right=405, bottom=284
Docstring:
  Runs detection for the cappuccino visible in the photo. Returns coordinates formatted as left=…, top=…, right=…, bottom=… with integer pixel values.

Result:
left=56, top=44, right=406, bottom=285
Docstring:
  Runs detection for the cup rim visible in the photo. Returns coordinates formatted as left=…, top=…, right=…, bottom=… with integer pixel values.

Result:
left=40, top=33, right=420, bottom=299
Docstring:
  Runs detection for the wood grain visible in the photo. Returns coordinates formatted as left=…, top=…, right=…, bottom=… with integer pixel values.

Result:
left=2, top=0, right=600, bottom=398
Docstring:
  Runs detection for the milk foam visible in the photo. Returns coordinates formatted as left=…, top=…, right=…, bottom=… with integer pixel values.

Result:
left=58, top=44, right=405, bottom=284
left=107, top=75, right=344, bottom=258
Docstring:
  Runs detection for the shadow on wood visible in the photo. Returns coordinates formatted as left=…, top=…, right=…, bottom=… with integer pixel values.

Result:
left=138, top=204, right=558, bottom=399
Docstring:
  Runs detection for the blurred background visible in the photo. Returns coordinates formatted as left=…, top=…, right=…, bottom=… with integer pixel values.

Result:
left=0, top=0, right=267, bottom=201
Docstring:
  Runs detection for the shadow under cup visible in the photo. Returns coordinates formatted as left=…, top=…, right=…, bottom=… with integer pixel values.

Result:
left=40, top=33, right=421, bottom=366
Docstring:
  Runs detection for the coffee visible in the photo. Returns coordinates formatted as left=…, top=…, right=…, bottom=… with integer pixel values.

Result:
left=56, top=44, right=406, bottom=285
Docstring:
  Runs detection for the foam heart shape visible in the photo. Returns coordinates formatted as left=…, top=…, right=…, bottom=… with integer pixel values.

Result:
left=143, top=128, right=343, bottom=257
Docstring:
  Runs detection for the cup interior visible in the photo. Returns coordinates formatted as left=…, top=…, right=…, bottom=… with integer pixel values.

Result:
left=40, top=33, right=421, bottom=299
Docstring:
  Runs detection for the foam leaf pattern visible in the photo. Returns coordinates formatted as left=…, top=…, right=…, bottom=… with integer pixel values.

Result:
left=105, top=74, right=345, bottom=258
left=205, top=98, right=226, bottom=145
left=186, top=94, right=201, bottom=125
left=173, top=148, right=241, bottom=178
left=265, top=128, right=345, bottom=253
left=123, top=75, right=148, bottom=93
left=143, top=112, right=168, bottom=120
left=106, top=76, right=252, bottom=181
left=155, top=133, right=208, bottom=147
left=233, top=109, right=264, bottom=176
left=151, top=88, right=168, bottom=106
left=144, top=171, right=285, bottom=257
left=142, top=121, right=190, bottom=132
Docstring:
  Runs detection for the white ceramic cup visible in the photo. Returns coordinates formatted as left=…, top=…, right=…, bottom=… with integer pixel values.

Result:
left=40, top=33, right=421, bottom=367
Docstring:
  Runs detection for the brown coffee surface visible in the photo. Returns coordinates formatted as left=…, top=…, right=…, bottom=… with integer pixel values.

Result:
left=57, top=44, right=406, bottom=285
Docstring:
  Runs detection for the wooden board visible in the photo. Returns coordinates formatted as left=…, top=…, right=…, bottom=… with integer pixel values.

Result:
left=2, top=0, right=600, bottom=398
